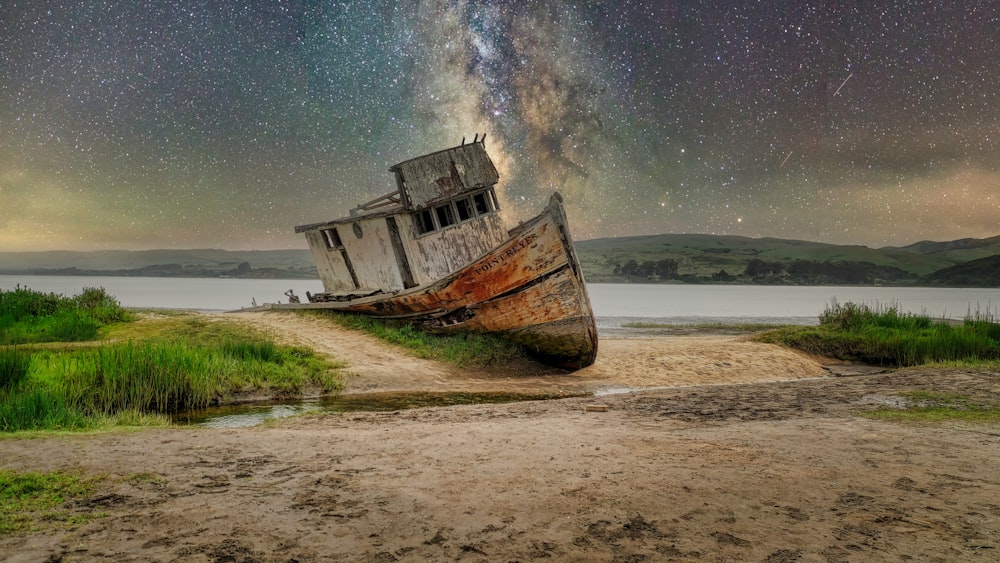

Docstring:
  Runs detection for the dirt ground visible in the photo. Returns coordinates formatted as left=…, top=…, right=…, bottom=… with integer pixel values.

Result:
left=2, top=311, right=999, bottom=562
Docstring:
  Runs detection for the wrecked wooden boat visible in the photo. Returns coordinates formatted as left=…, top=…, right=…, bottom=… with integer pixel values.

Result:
left=290, top=138, right=597, bottom=370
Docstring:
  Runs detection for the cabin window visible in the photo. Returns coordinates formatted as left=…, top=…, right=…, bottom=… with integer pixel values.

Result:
left=473, top=192, right=490, bottom=215
left=435, top=203, right=456, bottom=228
left=455, top=197, right=473, bottom=221
left=415, top=209, right=436, bottom=234
left=413, top=189, right=500, bottom=238
left=322, top=228, right=343, bottom=249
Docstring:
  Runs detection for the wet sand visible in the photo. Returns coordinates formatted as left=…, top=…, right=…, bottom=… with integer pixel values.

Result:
left=1, top=311, right=998, bottom=561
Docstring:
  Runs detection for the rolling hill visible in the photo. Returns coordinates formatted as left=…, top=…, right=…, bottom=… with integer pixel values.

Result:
left=574, top=234, right=959, bottom=283
left=0, top=249, right=317, bottom=279
left=920, top=254, right=1000, bottom=287
left=886, top=235, right=1000, bottom=263
left=1, top=233, right=997, bottom=286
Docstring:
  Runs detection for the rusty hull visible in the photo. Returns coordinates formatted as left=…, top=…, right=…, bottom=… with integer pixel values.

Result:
left=304, top=193, right=597, bottom=370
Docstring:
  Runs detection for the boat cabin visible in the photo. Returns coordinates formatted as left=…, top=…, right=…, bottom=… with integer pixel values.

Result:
left=295, top=139, right=509, bottom=298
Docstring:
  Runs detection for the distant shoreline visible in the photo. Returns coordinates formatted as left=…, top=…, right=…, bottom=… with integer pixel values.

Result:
left=0, top=268, right=318, bottom=280
left=0, top=269, right=984, bottom=287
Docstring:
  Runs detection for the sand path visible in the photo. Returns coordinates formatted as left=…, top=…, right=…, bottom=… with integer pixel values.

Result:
left=226, top=310, right=830, bottom=394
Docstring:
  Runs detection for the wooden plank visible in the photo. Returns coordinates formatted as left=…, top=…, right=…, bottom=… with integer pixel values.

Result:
left=392, top=142, right=500, bottom=208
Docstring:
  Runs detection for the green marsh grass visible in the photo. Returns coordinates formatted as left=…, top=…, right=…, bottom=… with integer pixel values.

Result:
left=220, top=337, right=280, bottom=362
left=314, top=311, right=525, bottom=367
left=0, top=346, right=31, bottom=390
left=35, top=339, right=338, bottom=416
left=0, top=388, right=90, bottom=432
left=0, top=286, right=131, bottom=345
left=755, top=301, right=1000, bottom=366
left=61, top=342, right=217, bottom=414
left=0, top=469, right=103, bottom=535
left=1, top=302, right=345, bottom=432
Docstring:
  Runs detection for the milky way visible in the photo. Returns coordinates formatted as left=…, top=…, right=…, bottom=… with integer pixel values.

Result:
left=2, top=1, right=999, bottom=251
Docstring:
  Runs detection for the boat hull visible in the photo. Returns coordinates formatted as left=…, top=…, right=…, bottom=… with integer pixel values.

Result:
left=302, top=194, right=598, bottom=370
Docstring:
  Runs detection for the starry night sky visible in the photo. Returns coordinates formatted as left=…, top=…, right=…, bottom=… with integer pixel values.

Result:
left=2, top=1, right=999, bottom=252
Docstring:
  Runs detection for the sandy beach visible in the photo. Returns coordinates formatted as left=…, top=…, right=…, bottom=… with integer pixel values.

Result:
left=2, top=311, right=998, bottom=561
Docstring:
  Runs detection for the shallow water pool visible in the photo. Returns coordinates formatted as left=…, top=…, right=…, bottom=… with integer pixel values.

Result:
left=173, top=391, right=577, bottom=428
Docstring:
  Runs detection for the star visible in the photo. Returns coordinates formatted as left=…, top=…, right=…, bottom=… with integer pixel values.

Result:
left=1, top=1, right=998, bottom=251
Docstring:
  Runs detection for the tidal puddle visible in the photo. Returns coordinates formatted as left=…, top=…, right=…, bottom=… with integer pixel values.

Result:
left=173, top=391, right=575, bottom=428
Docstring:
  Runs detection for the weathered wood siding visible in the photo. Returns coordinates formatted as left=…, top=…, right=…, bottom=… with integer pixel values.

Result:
left=303, top=230, right=355, bottom=292
left=351, top=212, right=568, bottom=316
left=339, top=216, right=405, bottom=291
left=394, top=143, right=499, bottom=208
left=306, top=212, right=505, bottom=293
left=398, top=213, right=508, bottom=285
left=437, top=267, right=597, bottom=367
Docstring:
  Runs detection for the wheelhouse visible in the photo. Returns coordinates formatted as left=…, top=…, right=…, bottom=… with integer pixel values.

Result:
left=295, top=139, right=509, bottom=296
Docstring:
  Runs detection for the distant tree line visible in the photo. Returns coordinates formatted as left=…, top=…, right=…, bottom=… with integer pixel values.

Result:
left=16, top=262, right=317, bottom=280
left=743, top=259, right=912, bottom=284
left=613, top=259, right=679, bottom=280
left=607, top=258, right=913, bottom=285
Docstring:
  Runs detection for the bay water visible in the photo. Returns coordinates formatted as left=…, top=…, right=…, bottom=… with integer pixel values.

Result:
left=2, top=274, right=998, bottom=324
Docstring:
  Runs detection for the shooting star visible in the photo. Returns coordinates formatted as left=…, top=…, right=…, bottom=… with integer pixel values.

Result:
left=833, top=73, right=853, bottom=96
left=779, top=151, right=793, bottom=169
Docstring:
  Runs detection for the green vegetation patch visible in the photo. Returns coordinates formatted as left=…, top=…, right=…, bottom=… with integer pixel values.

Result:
left=0, top=469, right=104, bottom=535
left=1, top=336, right=342, bottom=432
left=61, top=339, right=338, bottom=414
left=0, top=387, right=90, bottom=432
left=860, top=391, right=1000, bottom=423
left=755, top=301, right=1000, bottom=367
left=1, top=291, right=346, bottom=433
left=313, top=311, right=526, bottom=367
left=0, top=286, right=132, bottom=345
